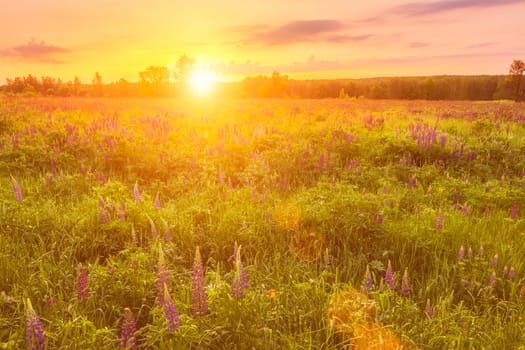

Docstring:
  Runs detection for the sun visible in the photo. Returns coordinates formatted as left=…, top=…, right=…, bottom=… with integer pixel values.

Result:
left=189, top=69, right=218, bottom=95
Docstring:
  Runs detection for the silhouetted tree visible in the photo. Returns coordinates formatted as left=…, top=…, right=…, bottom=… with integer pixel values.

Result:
left=509, top=59, right=525, bottom=101
left=92, top=72, right=103, bottom=97
left=174, top=54, right=195, bottom=82
left=139, top=66, right=170, bottom=96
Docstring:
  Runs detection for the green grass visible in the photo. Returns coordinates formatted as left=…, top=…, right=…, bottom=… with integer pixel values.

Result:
left=1, top=96, right=524, bottom=349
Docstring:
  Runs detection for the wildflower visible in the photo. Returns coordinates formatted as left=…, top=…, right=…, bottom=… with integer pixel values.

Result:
left=119, top=308, right=137, bottom=348
left=163, top=284, right=180, bottom=332
left=100, top=208, right=109, bottom=224
left=119, top=202, right=126, bottom=221
left=508, top=267, right=516, bottom=280
left=462, top=279, right=472, bottom=287
left=435, top=212, right=443, bottom=231
left=232, top=243, right=248, bottom=299
left=467, top=246, right=473, bottom=259
left=25, top=298, right=46, bottom=350
left=457, top=245, right=465, bottom=261
left=77, top=266, right=89, bottom=302
left=511, top=203, right=519, bottom=220
left=424, top=299, right=434, bottom=319
left=133, top=182, right=141, bottom=202
left=488, top=271, right=497, bottom=288
left=192, top=246, right=208, bottom=317
left=503, top=266, right=509, bottom=278
left=490, top=254, right=498, bottom=268
left=154, top=193, right=161, bottom=210
left=157, top=245, right=169, bottom=306
left=267, top=289, right=277, bottom=298
left=401, top=268, right=411, bottom=296
left=12, top=176, right=23, bottom=202
left=479, top=244, right=485, bottom=257
left=384, top=260, right=395, bottom=290
left=362, top=264, right=373, bottom=294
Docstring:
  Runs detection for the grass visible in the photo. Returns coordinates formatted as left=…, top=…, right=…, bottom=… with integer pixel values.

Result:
left=0, top=96, right=524, bottom=349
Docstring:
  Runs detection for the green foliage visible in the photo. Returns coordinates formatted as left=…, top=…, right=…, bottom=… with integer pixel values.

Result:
left=1, top=97, right=525, bottom=349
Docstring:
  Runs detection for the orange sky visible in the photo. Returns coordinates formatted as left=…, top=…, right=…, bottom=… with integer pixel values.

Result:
left=1, top=0, right=524, bottom=83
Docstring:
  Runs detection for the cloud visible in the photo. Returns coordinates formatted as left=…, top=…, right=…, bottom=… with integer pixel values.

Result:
left=0, top=39, right=69, bottom=63
left=465, top=42, right=494, bottom=48
left=240, top=20, right=371, bottom=45
left=393, top=0, right=525, bottom=16
left=408, top=42, right=429, bottom=48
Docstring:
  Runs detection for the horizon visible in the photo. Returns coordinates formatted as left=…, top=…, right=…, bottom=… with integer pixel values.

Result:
left=1, top=0, right=524, bottom=83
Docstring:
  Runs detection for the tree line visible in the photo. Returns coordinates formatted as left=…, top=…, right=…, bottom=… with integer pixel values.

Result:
left=1, top=59, right=523, bottom=101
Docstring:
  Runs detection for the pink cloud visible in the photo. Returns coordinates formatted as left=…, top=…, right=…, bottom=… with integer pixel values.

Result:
left=0, top=39, right=69, bottom=63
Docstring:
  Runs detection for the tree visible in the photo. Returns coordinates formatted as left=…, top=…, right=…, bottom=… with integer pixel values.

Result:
left=139, top=66, right=170, bottom=96
left=92, top=72, right=103, bottom=97
left=174, top=54, right=195, bottom=82
left=509, top=59, right=525, bottom=101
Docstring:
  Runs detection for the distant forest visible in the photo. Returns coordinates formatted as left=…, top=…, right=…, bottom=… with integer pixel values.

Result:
left=1, top=60, right=524, bottom=101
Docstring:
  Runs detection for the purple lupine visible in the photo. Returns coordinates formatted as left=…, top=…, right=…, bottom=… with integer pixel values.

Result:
left=508, top=267, right=516, bottom=280
left=467, top=246, right=473, bottom=259
left=384, top=260, right=395, bottom=290
left=511, top=203, right=519, bottom=220
left=491, top=254, right=499, bottom=268
left=424, top=299, right=434, bottom=319
left=440, top=133, right=447, bottom=148
left=77, top=266, right=89, bottom=302
left=192, top=246, right=208, bottom=317
left=161, top=218, right=173, bottom=242
left=100, top=209, right=109, bottom=224
left=25, top=298, right=46, bottom=350
left=232, top=243, right=248, bottom=299
left=133, top=182, right=141, bottom=202
left=119, top=202, right=126, bottom=221
left=401, top=268, right=411, bottom=296
left=157, top=246, right=169, bottom=306
left=435, top=212, right=443, bottom=231
left=119, top=308, right=137, bottom=348
left=457, top=245, right=465, bottom=261
left=503, top=266, right=509, bottom=278
left=12, top=177, right=23, bottom=202
left=479, top=244, right=485, bottom=257
left=163, top=284, right=180, bottom=332
left=488, top=271, right=497, bottom=288
left=154, top=193, right=161, bottom=210
left=362, top=264, right=373, bottom=294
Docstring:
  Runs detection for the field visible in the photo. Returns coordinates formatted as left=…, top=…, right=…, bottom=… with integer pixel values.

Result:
left=1, top=96, right=524, bottom=349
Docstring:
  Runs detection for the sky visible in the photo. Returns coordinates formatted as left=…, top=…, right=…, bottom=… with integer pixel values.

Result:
left=1, top=0, right=524, bottom=83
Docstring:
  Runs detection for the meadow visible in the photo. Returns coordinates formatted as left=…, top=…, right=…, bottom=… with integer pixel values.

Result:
left=0, top=96, right=524, bottom=349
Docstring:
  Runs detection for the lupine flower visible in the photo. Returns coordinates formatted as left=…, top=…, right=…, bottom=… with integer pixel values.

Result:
left=479, top=244, right=485, bottom=257
left=25, top=298, right=46, bottom=350
left=435, top=212, right=443, bottom=231
left=424, top=299, right=434, bottom=319
left=12, top=176, right=23, bottom=202
left=192, top=246, right=208, bottom=317
left=508, top=267, right=516, bottom=280
left=491, top=254, right=498, bottom=268
left=384, top=260, right=395, bottom=290
left=100, top=209, right=109, bottom=224
left=488, top=270, right=497, bottom=288
left=324, top=248, right=332, bottom=269
left=457, top=245, right=465, bottom=261
left=467, top=246, right=473, bottom=259
left=401, top=268, right=411, bottom=296
left=77, top=266, right=89, bottom=302
left=154, top=193, right=161, bottom=210
left=157, top=245, right=169, bottom=306
left=363, top=264, right=373, bottom=294
left=232, top=243, right=248, bottom=299
left=119, top=202, right=126, bottom=221
left=161, top=218, right=173, bottom=242
left=163, top=284, right=180, bottom=332
left=133, top=182, right=141, bottom=202
left=503, top=266, right=509, bottom=278
left=119, top=308, right=137, bottom=348
left=511, top=203, right=519, bottom=220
